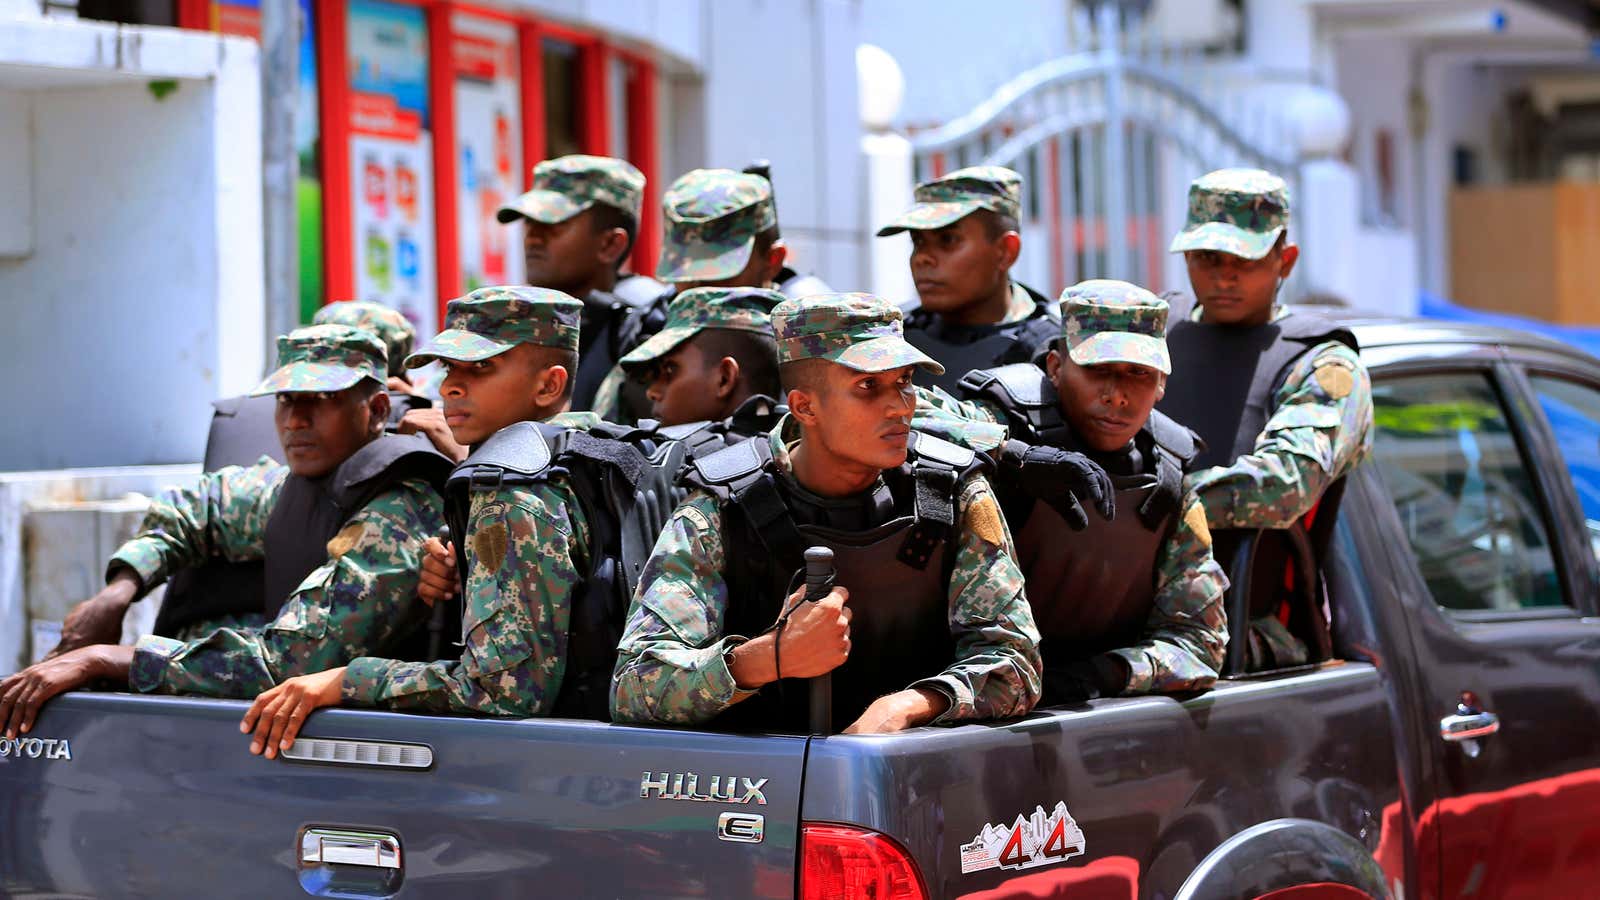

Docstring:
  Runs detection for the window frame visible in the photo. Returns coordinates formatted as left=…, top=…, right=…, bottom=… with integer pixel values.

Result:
left=1365, top=344, right=1593, bottom=622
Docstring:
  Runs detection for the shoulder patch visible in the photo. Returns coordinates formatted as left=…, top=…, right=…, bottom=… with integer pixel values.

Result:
left=678, top=504, right=713, bottom=534
left=1313, top=354, right=1356, bottom=400
left=1183, top=501, right=1212, bottom=549
left=967, top=492, right=1007, bottom=547
left=326, top=521, right=367, bottom=559
left=471, top=520, right=510, bottom=572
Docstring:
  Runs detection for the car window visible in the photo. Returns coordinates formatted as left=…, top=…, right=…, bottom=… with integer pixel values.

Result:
left=1370, top=371, right=1565, bottom=612
left=1528, top=374, right=1600, bottom=563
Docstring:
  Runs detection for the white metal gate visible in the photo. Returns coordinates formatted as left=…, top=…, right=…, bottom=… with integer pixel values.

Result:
left=907, top=2, right=1300, bottom=296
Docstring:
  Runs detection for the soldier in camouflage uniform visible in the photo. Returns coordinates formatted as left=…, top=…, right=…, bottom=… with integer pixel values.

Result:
left=237, top=288, right=606, bottom=759
left=592, top=169, right=793, bottom=424
left=1158, top=168, right=1373, bottom=669
left=497, top=155, right=666, bottom=410
left=0, top=326, right=448, bottom=740
left=913, top=282, right=1228, bottom=701
left=875, top=166, right=1060, bottom=395
left=611, top=293, right=1042, bottom=734
left=617, top=286, right=784, bottom=429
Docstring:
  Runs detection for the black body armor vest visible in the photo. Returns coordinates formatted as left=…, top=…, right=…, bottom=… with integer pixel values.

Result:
left=154, top=432, right=450, bottom=638
left=957, top=363, right=1200, bottom=667
left=442, top=421, right=688, bottom=719
left=572, top=275, right=669, bottom=412
left=902, top=283, right=1059, bottom=395
left=1158, top=310, right=1357, bottom=470
left=682, top=432, right=983, bottom=733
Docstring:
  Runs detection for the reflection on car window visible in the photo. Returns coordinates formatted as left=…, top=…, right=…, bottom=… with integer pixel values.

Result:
left=1371, top=372, right=1565, bottom=612
left=1529, top=375, right=1600, bottom=563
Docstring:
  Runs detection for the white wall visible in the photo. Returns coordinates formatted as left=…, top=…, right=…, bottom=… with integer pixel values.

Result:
left=700, top=0, right=865, bottom=291
left=0, top=21, right=264, bottom=471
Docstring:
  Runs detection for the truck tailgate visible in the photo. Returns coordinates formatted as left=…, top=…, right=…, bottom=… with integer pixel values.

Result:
left=0, top=692, right=806, bottom=899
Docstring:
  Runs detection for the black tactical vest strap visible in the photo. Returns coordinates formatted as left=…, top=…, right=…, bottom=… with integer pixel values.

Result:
left=1139, top=410, right=1201, bottom=528
left=957, top=362, right=1076, bottom=447
left=1160, top=312, right=1357, bottom=470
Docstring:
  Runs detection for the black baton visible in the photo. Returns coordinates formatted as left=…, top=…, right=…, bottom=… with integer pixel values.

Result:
left=427, top=528, right=451, bottom=661
left=803, top=546, right=835, bottom=735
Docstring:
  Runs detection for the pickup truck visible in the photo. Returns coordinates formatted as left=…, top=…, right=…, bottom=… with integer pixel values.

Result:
left=4, top=315, right=1600, bottom=900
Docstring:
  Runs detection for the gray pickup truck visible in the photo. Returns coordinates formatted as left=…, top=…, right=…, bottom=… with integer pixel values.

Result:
left=5, top=316, right=1600, bottom=900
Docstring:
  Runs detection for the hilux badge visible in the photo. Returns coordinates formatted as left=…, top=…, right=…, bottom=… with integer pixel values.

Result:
left=640, top=771, right=768, bottom=805
left=960, top=802, right=1084, bottom=874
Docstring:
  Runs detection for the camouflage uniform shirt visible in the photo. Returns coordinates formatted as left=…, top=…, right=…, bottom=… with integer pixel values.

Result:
left=1184, top=312, right=1374, bottom=529
left=340, top=469, right=592, bottom=716
left=610, top=420, right=1042, bottom=726
left=122, top=457, right=444, bottom=697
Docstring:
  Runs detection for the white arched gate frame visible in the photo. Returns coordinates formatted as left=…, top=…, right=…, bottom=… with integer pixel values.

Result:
left=865, top=3, right=1357, bottom=308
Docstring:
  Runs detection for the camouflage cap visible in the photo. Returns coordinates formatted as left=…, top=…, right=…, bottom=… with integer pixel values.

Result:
left=876, top=165, right=1023, bottom=236
left=619, top=286, right=785, bottom=371
left=496, top=155, right=645, bottom=225
left=1168, top=167, right=1290, bottom=260
left=404, top=286, right=582, bottom=369
left=773, top=292, right=944, bottom=375
left=312, top=300, right=416, bottom=377
left=1060, top=280, right=1170, bottom=375
left=250, top=324, right=386, bottom=396
left=656, top=169, right=777, bottom=283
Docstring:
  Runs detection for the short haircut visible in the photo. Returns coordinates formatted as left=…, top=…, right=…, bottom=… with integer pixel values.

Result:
left=971, top=207, right=1019, bottom=240
left=779, top=357, right=831, bottom=396
left=529, top=345, right=580, bottom=404
left=694, top=328, right=780, bottom=398
left=751, top=225, right=780, bottom=259
left=588, top=203, right=638, bottom=273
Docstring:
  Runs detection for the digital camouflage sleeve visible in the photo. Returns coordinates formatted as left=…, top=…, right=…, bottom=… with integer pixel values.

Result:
left=108, top=456, right=286, bottom=586
left=339, top=476, right=591, bottom=716
left=127, top=478, right=445, bottom=697
left=1185, top=341, right=1373, bottom=529
left=908, top=387, right=1009, bottom=452
left=1114, top=491, right=1229, bottom=693
left=609, top=470, right=1043, bottom=726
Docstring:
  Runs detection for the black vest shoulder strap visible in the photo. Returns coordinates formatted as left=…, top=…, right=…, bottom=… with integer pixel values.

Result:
left=957, top=363, right=1074, bottom=446
left=1136, top=411, right=1199, bottom=529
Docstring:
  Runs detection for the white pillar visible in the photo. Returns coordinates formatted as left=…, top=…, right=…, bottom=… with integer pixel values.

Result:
left=858, top=44, right=916, bottom=304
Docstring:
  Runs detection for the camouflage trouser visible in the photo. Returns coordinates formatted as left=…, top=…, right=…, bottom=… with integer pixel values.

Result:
left=169, top=611, right=270, bottom=644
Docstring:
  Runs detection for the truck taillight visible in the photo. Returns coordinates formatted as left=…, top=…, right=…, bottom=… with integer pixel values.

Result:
left=800, top=823, right=928, bottom=900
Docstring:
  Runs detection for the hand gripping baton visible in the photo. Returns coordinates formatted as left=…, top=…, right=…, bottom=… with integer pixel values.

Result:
left=803, top=546, right=835, bottom=735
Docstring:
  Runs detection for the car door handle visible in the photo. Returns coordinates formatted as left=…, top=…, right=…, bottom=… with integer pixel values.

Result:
left=300, top=828, right=402, bottom=869
left=1440, top=709, right=1500, bottom=742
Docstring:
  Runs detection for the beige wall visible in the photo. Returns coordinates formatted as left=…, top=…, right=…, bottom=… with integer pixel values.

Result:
left=1450, top=182, right=1600, bottom=325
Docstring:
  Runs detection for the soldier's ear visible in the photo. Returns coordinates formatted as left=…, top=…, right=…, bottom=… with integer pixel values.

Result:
left=787, top=386, right=819, bottom=426
left=1044, top=347, right=1063, bottom=383
left=998, top=231, right=1021, bottom=270
left=762, top=241, right=788, bottom=285
left=1278, top=242, right=1300, bottom=278
left=597, top=227, right=630, bottom=269
left=715, top=357, right=741, bottom=400
left=367, top=386, right=391, bottom=435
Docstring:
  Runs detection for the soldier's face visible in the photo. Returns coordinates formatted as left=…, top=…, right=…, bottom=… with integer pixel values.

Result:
left=908, top=216, right=1014, bottom=317
left=438, top=344, right=568, bottom=445
left=275, top=387, right=385, bottom=477
left=792, top=363, right=917, bottom=476
left=645, top=338, right=736, bottom=426
left=1046, top=351, right=1164, bottom=452
left=1183, top=241, right=1299, bottom=327
left=523, top=210, right=609, bottom=295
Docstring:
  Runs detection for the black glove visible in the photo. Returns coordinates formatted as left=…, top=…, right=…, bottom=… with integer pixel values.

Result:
left=1040, top=655, right=1130, bottom=706
left=999, top=440, right=1116, bottom=530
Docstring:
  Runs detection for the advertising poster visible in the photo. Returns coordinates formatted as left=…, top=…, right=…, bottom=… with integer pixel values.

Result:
left=204, top=0, right=324, bottom=322
left=347, top=0, right=437, bottom=335
left=452, top=12, right=524, bottom=293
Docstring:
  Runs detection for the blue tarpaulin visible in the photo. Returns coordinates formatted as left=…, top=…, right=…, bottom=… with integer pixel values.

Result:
left=1418, top=292, right=1600, bottom=360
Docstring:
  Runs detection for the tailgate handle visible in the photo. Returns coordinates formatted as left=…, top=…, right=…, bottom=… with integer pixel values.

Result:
left=301, top=829, right=402, bottom=870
